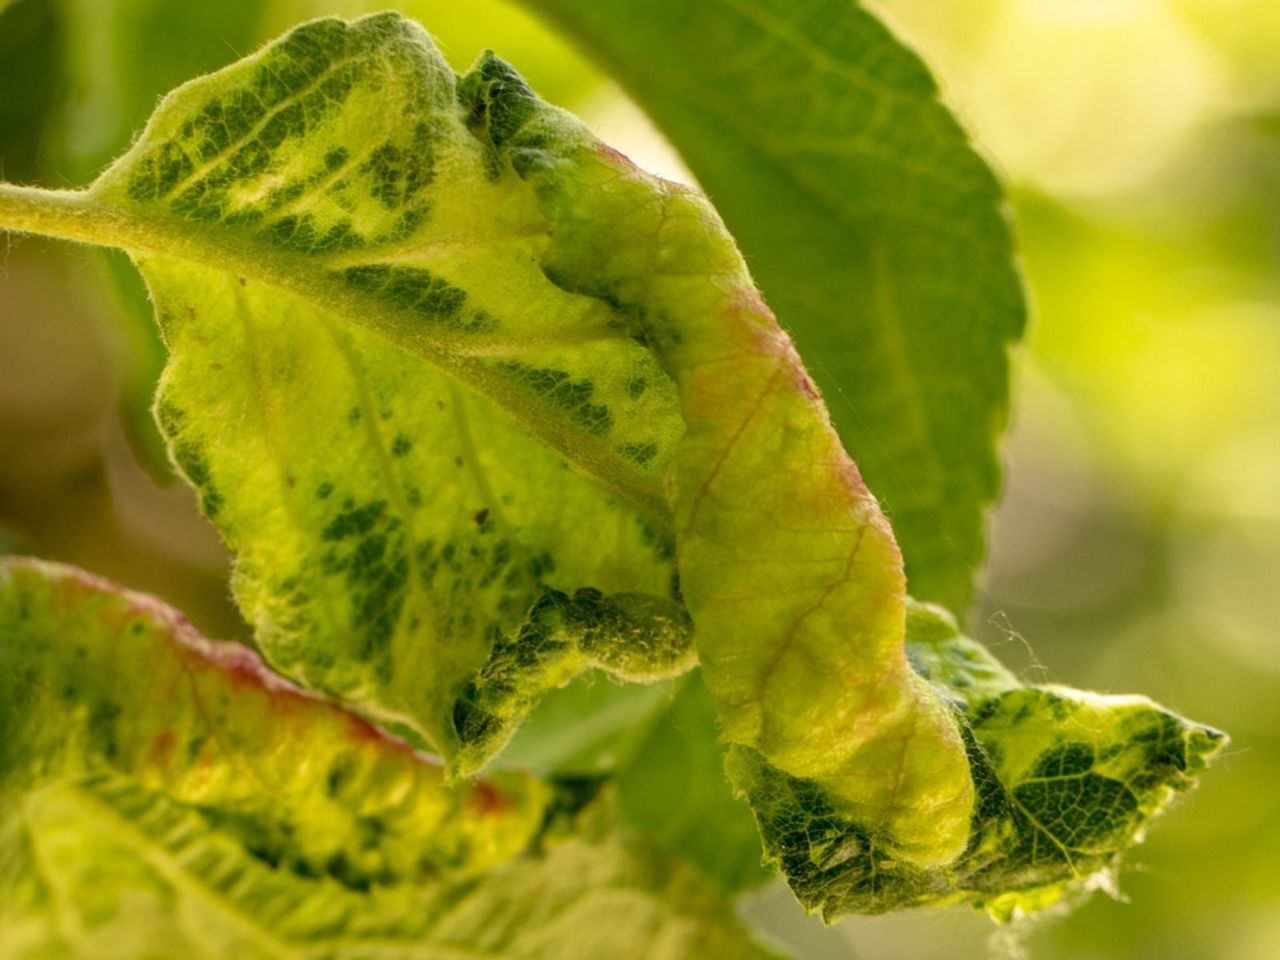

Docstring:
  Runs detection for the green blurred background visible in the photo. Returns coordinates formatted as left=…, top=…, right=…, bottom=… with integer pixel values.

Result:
left=1, top=1, right=1276, bottom=957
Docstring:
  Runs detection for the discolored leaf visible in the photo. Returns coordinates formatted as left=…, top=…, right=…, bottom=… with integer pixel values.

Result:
left=730, top=604, right=1226, bottom=918
left=0, top=557, right=779, bottom=960
left=0, top=13, right=1224, bottom=921
left=0, top=556, right=545, bottom=951
left=520, top=0, right=1027, bottom=615
left=92, top=13, right=695, bottom=767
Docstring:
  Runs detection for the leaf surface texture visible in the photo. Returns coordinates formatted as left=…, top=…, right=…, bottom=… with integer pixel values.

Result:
left=0, top=558, right=777, bottom=959
left=0, top=12, right=1225, bottom=920
left=520, top=0, right=1028, bottom=613
left=91, top=14, right=696, bottom=766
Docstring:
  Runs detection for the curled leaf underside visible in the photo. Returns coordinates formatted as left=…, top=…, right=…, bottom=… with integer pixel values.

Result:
left=731, top=603, right=1225, bottom=917
left=0, top=10, right=1225, bottom=927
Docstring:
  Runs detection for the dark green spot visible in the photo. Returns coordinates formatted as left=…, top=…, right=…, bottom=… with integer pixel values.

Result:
left=618, top=441, right=658, bottom=467
left=338, top=264, right=467, bottom=327
left=322, top=500, right=387, bottom=541
left=496, top=362, right=613, bottom=436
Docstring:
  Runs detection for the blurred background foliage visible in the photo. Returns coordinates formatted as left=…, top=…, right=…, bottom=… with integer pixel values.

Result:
left=0, top=1, right=1276, bottom=958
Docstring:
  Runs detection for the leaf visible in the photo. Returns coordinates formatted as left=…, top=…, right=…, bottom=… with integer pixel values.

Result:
left=518, top=0, right=1027, bottom=614
left=3, top=15, right=952, bottom=827
left=0, top=12, right=1224, bottom=919
left=0, top=556, right=543, bottom=945
left=729, top=603, right=1227, bottom=918
left=451, top=53, right=1225, bottom=914
left=614, top=673, right=773, bottom=894
left=0, top=0, right=63, bottom=184
left=0, top=557, right=780, bottom=960
left=41, top=12, right=696, bottom=768
left=0, top=557, right=551, bottom=879
left=520, top=99, right=977, bottom=868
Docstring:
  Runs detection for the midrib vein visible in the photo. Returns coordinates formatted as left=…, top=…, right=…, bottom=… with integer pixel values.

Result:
left=0, top=182, right=674, bottom=531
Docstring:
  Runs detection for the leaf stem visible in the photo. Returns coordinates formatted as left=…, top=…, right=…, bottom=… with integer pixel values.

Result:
left=0, top=183, right=126, bottom=249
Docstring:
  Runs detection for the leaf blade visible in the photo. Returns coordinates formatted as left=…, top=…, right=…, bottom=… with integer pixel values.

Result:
left=473, top=66, right=1225, bottom=913
left=0, top=13, right=1224, bottom=922
left=518, top=0, right=1028, bottom=613
left=0, top=557, right=780, bottom=960
left=729, top=603, right=1228, bottom=918
left=64, top=13, right=696, bottom=764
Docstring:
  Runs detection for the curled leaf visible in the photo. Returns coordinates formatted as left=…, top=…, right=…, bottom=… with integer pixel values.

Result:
left=524, top=134, right=976, bottom=866
left=729, top=603, right=1226, bottom=917
left=0, top=12, right=1226, bottom=918
left=462, top=45, right=1226, bottom=910
left=89, top=13, right=697, bottom=766
left=521, top=0, right=1028, bottom=615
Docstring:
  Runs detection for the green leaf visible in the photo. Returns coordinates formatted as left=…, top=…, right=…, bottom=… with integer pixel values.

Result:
left=0, top=557, right=779, bottom=960
left=518, top=0, right=1027, bottom=614
left=0, top=0, right=63, bottom=184
left=499, top=672, right=770, bottom=895
left=729, top=603, right=1227, bottom=919
left=615, top=673, right=773, bottom=894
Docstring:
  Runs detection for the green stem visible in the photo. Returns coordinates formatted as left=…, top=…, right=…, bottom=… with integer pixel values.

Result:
left=0, top=183, right=128, bottom=249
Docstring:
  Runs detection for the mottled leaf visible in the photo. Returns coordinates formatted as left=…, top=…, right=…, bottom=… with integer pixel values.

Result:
left=520, top=0, right=1027, bottom=614
left=0, top=13, right=1224, bottom=920
left=0, top=557, right=779, bottom=959
left=0, top=556, right=545, bottom=949
left=460, top=61, right=1225, bottom=914
left=520, top=103, right=977, bottom=868
left=54, top=13, right=695, bottom=768
left=729, top=603, right=1226, bottom=918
